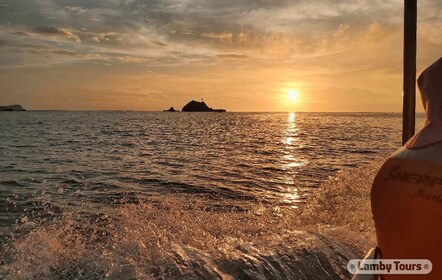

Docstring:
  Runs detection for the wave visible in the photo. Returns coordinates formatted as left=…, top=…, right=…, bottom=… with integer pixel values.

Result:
left=0, top=159, right=384, bottom=279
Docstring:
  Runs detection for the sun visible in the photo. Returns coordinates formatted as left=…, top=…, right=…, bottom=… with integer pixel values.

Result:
left=287, top=89, right=299, bottom=102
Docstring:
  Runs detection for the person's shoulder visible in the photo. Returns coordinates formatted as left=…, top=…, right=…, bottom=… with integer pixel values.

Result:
left=390, top=141, right=442, bottom=164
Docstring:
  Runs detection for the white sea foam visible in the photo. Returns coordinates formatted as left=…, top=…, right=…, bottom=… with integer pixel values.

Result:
left=0, top=159, right=383, bottom=279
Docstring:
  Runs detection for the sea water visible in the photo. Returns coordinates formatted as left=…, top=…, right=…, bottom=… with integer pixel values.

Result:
left=0, top=112, right=425, bottom=279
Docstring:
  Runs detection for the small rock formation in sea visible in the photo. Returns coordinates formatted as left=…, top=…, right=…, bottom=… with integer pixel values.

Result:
left=164, top=107, right=178, bottom=112
left=0, top=105, right=26, bottom=111
left=181, top=100, right=226, bottom=112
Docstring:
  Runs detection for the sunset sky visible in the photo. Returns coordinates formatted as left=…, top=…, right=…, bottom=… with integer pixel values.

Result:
left=0, top=0, right=441, bottom=112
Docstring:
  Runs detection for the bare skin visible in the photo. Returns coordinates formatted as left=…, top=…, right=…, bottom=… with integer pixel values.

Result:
left=371, top=157, right=442, bottom=279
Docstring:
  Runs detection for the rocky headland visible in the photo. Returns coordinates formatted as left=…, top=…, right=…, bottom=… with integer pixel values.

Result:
left=0, top=105, right=26, bottom=111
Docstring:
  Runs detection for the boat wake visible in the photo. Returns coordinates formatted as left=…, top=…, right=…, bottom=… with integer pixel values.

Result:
left=0, top=159, right=383, bottom=280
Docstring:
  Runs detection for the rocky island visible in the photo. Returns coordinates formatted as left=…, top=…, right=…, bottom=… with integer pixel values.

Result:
left=163, top=107, right=178, bottom=112
left=181, top=100, right=226, bottom=112
left=0, top=105, right=26, bottom=111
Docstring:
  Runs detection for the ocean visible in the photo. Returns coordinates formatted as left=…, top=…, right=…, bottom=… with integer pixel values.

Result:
left=0, top=111, right=425, bottom=279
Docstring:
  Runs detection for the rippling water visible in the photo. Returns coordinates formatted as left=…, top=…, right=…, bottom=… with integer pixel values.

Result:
left=0, top=111, right=425, bottom=279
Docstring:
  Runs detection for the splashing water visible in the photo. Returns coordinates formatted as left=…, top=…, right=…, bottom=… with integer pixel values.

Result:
left=0, top=160, right=382, bottom=280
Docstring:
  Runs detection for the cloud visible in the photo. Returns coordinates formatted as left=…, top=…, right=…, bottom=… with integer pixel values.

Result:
left=52, top=50, right=78, bottom=56
left=33, top=26, right=81, bottom=42
left=0, top=0, right=441, bottom=111
left=116, top=56, right=151, bottom=63
left=216, top=54, right=249, bottom=59
left=201, top=32, right=234, bottom=43
left=150, top=40, right=168, bottom=47
left=33, top=26, right=64, bottom=34
left=65, top=6, right=88, bottom=15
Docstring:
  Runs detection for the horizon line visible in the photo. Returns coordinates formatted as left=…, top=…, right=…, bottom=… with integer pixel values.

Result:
left=14, top=109, right=426, bottom=114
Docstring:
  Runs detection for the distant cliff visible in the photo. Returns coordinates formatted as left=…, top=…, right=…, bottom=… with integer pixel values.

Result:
left=181, top=100, right=226, bottom=112
left=0, top=105, right=26, bottom=111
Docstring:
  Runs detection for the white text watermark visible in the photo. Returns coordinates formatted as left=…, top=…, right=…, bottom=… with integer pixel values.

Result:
left=347, top=259, right=432, bottom=275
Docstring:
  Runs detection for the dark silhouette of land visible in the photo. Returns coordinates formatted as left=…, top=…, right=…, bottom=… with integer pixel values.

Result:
left=164, top=107, right=178, bottom=112
left=181, top=100, right=226, bottom=112
left=0, top=105, right=26, bottom=111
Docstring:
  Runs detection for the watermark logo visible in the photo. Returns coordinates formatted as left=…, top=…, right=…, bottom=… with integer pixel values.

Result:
left=347, top=259, right=432, bottom=275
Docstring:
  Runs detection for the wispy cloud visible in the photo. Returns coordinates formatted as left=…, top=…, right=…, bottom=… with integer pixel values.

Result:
left=0, top=0, right=441, bottom=110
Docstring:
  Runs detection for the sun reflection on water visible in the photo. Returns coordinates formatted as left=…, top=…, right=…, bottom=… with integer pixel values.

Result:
left=283, top=113, right=306, bottom=169
left=282, top=187, right=302, bottom=207
left=281, top=113, right=307, bottom=207
left=284, top=113, right=299, bottom=142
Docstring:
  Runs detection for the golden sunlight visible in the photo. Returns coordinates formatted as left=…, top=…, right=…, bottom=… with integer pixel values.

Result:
left=287, top=89, right=300, bottom=102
